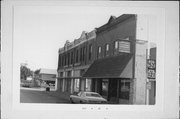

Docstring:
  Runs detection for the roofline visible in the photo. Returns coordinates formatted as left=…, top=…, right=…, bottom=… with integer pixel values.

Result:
left=96, top=14, right=137, bottom=34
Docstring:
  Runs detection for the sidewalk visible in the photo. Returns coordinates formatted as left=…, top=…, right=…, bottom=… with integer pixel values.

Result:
left=45, top=91, right=70, bottom=102
left=20, top=87, right=46, bottom=91
left=20, top=87, right=57, bottom=91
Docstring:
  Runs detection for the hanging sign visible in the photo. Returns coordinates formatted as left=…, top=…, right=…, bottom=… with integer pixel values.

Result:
left=147, top=59, right=156, bottom=79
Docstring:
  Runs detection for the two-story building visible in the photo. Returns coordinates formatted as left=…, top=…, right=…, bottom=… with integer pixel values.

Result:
left=57, top=14, right=151, bottom=104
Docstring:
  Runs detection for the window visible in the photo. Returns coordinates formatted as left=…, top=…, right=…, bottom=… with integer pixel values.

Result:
left=63, top=55, right=65, bottom=66
left=61, top=55, right=63, bottom=66
left=65, top=54, right=67, bottom=65
left=115, top=41, right=118, bottom=49
left=89, top=44, right=92, bottom=60
left=67, top=71, right=71, bottom=77
left=105, top=44, right=110, bottom=56
left=60, top=72, right=63, bottom=77
left=98, top=47, right=101, bottom=53
left=76, top=49, right=79, bottom=63
left=97, top=46, right=102, bottom=58
left=119, top=79, right=130, bottom=100
left=70, top=52, right=73, bottom=64
left=68, top=53, right=70, bottom=65
left=82, top=46, right=85, bottom=62
left=58, top=54, right=61, bottom=68
left=80, top=48, right=83, bottom=62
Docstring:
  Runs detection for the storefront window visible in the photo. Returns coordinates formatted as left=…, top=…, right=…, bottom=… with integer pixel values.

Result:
left=85, top=79, right=91, bottom=91
left=102, top=79, right=108, bottom=99
left=74, top=79, right=80, bottom=92
left=119, top=79, right=130, bottom=100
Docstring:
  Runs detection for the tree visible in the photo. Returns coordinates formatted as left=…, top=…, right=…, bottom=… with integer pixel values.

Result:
left=20, top=65, right=33, bottom=80
left=34, top=69, right=40, bottom=75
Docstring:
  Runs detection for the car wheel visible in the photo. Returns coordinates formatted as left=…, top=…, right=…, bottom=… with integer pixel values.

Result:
left=70, top=98, right=74, bottom=103
left=80, top=101, right=83, bottom=104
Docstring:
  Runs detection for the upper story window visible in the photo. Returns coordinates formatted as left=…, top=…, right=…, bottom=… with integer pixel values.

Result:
left=115, top=41, right=119, bottom=49
left=65, top=54, right=67, bottom=66
left=76, top=49, right=79, bottom=63
left=80, top=47, right=83, bottom=62
left=62, top=55, right=64, bottom=66
left=70, top=52, right=73, bottom=64
left=89, top=44, right=92, bottom=60
left=105, top=44, right=110, bottom=56
left=58, top=54, right=61, bottom=68
left=97, top=46, right=102, bottom=59
left=68, top=52, right=70, bottom=65
left=67, top=71, right=71, bottom=77
left=60, top=72, right=63, bottom=77
left=82, top=46, right=85, bottom=62
left=98, top=46, right=102, bottom=54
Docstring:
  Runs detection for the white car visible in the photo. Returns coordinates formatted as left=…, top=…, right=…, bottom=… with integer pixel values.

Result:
left=70, top=91, right=107, bottom=104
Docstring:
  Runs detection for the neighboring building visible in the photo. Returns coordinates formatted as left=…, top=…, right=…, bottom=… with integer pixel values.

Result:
left=57, top=14, right=154, bottom=104
left=39, top=68, right=57, bottom=86
left=148, top=46, right=156, bottom=105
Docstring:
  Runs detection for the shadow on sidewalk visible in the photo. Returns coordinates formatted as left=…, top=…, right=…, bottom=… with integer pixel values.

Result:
left=45, top=91, right=71, bottom=103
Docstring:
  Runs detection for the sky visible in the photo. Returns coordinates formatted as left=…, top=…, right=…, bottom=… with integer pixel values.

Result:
left=14, top=5, right=157, bottom=71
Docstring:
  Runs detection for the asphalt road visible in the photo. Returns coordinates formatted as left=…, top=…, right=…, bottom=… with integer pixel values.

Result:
left=20, top=88, right=70, bottom=104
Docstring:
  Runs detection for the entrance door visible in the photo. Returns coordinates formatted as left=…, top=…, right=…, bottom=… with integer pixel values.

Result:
left=108, top=79, right=118, bottom=103
left=119, top=79, right=130, bottom=104
left=102, top=79, right=108, bottom=99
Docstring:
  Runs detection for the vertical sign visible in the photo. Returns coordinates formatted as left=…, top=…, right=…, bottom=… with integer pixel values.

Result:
left=147, top=59, right=156, bottom=79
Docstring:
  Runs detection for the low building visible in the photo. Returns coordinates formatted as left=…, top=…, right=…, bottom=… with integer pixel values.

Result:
left=39, top=68, right=57, bottom=87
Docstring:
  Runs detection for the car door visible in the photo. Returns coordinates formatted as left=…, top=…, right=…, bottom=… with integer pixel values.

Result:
left=74, top=92, right=82, bottom=103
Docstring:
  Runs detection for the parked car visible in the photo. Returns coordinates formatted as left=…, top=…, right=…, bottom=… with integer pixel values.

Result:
left=69, top=91, right=107, bottom=104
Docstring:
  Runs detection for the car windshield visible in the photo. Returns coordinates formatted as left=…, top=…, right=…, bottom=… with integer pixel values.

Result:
left=85, top=93, right=101, bottom=97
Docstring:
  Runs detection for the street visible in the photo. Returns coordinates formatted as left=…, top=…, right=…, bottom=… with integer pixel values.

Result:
left=20, top=87, right=70, bottom=103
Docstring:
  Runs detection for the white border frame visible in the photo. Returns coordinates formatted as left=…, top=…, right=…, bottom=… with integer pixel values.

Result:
left=1, top=1, right=179, bottom=119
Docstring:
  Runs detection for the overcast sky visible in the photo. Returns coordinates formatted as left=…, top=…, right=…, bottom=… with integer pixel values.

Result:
left=14, top=5, right=157, bottom=71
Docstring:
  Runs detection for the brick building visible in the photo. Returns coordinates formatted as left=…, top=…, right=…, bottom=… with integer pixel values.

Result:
left=57, top=14, right=150, bottom=104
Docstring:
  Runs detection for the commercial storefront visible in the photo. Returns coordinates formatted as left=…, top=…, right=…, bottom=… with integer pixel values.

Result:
left=83, top=53, right=133, bottom=104
left=57, top=14, right=152, bottom=104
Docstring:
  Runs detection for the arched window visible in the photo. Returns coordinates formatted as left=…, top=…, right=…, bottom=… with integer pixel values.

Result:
left=105, top=44, right=110, bottom=56
left=89, top=44, right=92, bottom=60
left=97, top=46, right=102, bottom=58
left=115, top=41, right=118, bottom=49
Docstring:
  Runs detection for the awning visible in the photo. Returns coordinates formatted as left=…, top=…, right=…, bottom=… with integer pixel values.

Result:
left=83, top=53, right=133, bottom=78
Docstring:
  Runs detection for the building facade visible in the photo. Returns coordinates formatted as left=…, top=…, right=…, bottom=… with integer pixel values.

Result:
left=39, top=68, right=57, bottom=87
left=57, top=14, right=150, bottom=104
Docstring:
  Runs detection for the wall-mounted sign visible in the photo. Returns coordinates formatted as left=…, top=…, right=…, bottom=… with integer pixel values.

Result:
left=146, top=82, right=151, bottom=90
left=147, top=59, right=156, bottom=79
